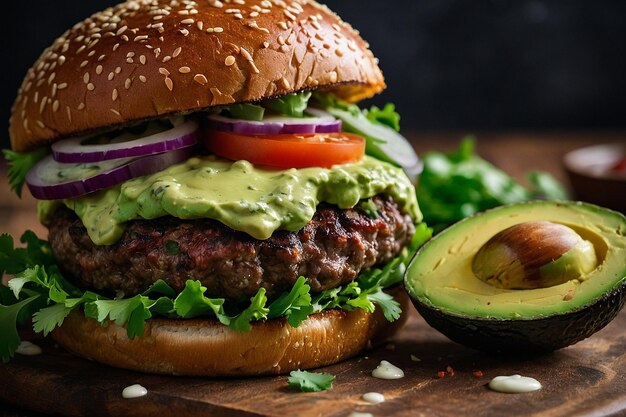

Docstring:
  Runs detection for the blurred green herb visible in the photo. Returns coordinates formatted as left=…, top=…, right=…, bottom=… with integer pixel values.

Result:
left=416, top=137, right=569, bottom=231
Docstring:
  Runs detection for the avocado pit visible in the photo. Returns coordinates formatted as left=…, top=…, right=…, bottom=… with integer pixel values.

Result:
left=472, top=221, right=598, bottom=290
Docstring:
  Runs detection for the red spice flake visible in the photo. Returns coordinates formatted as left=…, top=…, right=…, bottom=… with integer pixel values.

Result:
left=473, top=370, right=484, bottom=378
left=446, top=366, right=455, bottom=376
left=437, top=371, right=446, bottom=378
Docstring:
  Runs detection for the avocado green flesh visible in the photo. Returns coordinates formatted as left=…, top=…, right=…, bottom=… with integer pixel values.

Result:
left=405, top=201, right=626, bottom=320
left=39, top=155, right=421, bottom=245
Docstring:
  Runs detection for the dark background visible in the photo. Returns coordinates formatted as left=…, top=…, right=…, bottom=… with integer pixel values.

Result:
left=2, top=0, right=626, bottom=149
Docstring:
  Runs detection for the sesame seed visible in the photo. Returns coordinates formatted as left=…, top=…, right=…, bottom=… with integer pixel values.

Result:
left=284, top=10, right=296, bottom=21
left=194, top=74, right=208, bottom=85
left=173, top=47, right=182, bottom=57
left=159, top=68, right=170, bottom=76
left=197, top=21, right=204, bottom=30
left=134, top=35, right=148, bottom=42
left=179, top=28, right=190, bottom=36
left=112, top=89, right=118, bottom=101
left=335, top=48, right=344, bottom=57
left=262, top=41, right=269, bottom=48
left=139, top=75, right=147, bottom=83
left=51, top=84, right=58, bottom=98
left=178, top=9, right=190, bottom=15
left=96, top=65, right=103, bottom=75
left=108, top=72, right=115, bottom=81
left=181, top=18, right=194, bottom=25
left=310, top=20, right=321, bottom=30
left=250, top=11, right=259, bottom=17
left=98, top=54, right=106, bottom=61
left=121, top=35, right=129, bottom=42
left=52, top=100, right=60, bottom=112
left=58, top=55, right=66, bottom=65
left=80, top=60, right=89, bottom=68
left=280, top=78, right=290, bottom=89
left=88, top=50, right=96, bottom=57
left=225, top=8, right=240, bottom=13
left=164, top=77, right=173, bottom=91
left=77, top=102, right=85, bottom=110
left=162, top=56, right=172, bottom=62
left=240, top=47, right=253, bottom=61
left=87, top=83, right=95, bottom=91
left=125, top=78, right=132, bottom=89
left=179, top=66, right=191, bottom=73
left=57, top=82, right=68, bottom=90
left=110, top=108, right=121, bottom=116
left=113, top=43, right=120, bottom=51
left=224, top=55, right=236, bottom=66
left=234, top=13, right=243, bottom=19
left=116, top=26, right=128, bottom=35
left=39, top=97, right=47, bottom=114
left=140, top=55, right=146, bottom=64
left=36, top=120, right=45, bottom=129
left=66, top=106, right=72, bottom=122
left=278, top=22, right=288, bottom=30
left=127, top=58, right=134, bottom=64
left=209, top=0, right=223, bottom=7
left=214, top=27, right=224, bottom=33
left=76, top=45, right=87, bottom=54
left=115, top=66, right=122, bottom=74
left=83, top=73, right=90, bottom=84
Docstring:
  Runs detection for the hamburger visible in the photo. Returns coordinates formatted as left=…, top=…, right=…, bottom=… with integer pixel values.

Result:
left=0, top=0, right=428, bottom=376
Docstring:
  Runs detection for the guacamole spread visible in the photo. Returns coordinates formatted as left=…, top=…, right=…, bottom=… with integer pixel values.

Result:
left=39, top=155, right=421, bottom=245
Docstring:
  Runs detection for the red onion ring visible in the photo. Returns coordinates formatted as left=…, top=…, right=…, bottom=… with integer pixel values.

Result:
left=206, top=110, right=341, bottom=135
left=52, top=119, right=199, bottom=163
left=26, top=147, right=193, bottom=200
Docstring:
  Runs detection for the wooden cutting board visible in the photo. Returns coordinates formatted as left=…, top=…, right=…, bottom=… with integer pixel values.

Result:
left=1, top=308, right=625, bottom=417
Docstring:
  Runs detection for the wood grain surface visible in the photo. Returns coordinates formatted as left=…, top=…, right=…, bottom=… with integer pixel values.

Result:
left=1, top=132, right=625, bottom=417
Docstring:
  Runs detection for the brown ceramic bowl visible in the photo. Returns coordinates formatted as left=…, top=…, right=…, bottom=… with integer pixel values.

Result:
left=563, top=143, right=626, bottom=213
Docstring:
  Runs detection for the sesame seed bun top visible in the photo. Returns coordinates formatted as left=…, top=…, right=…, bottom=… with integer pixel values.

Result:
left=9, top=0, right=385, bottom=152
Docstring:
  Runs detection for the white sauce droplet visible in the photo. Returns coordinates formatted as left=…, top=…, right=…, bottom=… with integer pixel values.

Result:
left=362, top=392, right=385, bottom=404
left=488, top=375, right=542, bottom=393
left=372, top=360, right=404, bottom=379
left=122, top=384, right=148, bottom=399
left=348, top=413, right=374, bottom=417
left=16, top=341, right=42, bottom=356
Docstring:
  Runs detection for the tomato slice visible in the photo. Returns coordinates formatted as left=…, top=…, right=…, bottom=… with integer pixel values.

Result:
left=204, top=130, right=366, bottom=169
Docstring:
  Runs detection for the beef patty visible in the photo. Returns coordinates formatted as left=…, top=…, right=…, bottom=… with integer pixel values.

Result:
left=48, top=195, right=415, bottom=301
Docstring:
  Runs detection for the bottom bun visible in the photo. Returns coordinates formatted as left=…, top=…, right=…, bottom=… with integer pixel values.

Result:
left=51, top=287, right=409, bottom=376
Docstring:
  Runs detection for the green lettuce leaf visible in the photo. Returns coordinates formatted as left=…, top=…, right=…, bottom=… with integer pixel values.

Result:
left=2, top=148, right=48, bottom=198
left=225, top=103, right=266, bottom=121
left=264, top=92, right=312, bottom=117
left=365, top=103, right=401, bottom=131
left=288, top=370, right=335, bottom=392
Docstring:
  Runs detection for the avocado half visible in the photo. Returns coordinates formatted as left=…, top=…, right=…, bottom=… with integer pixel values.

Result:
left=405, top=201, right=626, bottom=353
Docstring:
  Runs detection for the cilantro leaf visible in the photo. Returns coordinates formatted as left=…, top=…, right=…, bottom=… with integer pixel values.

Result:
left=174, top=280, right=228, bottom=325
left=229, top=289, right=269, bottom=332
left=2, top=148, right=48, bottom=198
left=268, top=277, right=314, bottom=327
left=0, top=295, right=41, bottom=362
left=288, top=370, right=335, bottom=392
left=365, top=288, right=402, bottom=322
left=32, top=303, right=72, bottom=336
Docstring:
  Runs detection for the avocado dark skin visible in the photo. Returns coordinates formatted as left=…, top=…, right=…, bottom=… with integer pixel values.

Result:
left=414, top=284, right=626, bottom=353
left=405, top=201, right=626, bottom=353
